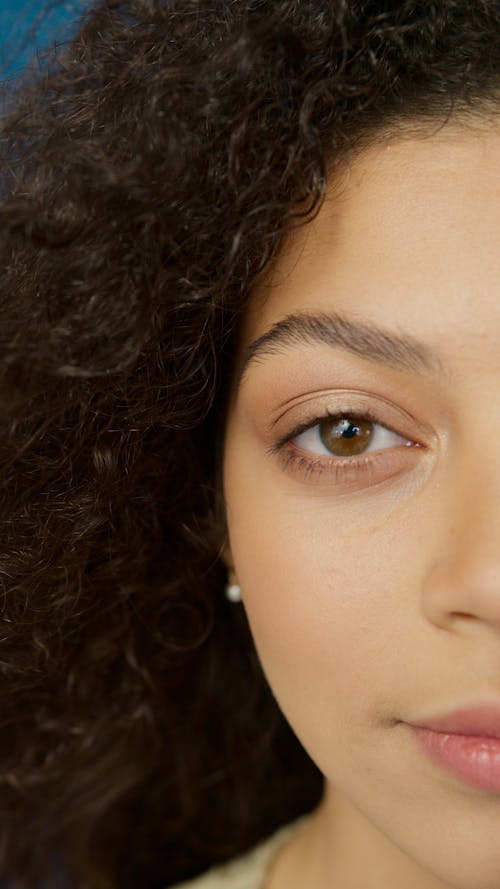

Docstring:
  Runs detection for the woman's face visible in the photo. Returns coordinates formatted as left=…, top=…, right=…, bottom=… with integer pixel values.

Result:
left=222, top=122, right=500, bottom=889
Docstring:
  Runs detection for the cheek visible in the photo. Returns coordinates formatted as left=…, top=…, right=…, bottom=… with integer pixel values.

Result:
left=223, top=434, right=422, bottom=767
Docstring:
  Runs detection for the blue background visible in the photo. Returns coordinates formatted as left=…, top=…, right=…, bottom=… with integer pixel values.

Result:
left=0, top=0, right=88, bottom=77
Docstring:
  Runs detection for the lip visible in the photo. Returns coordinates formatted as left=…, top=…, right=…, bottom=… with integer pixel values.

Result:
left=406, top=702, right=500, bottom=793
left=408, top=703, right=500, bottom=738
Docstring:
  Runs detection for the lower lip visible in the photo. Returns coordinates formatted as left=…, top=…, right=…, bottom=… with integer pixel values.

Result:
left=409, top=725, right=500, bottom=793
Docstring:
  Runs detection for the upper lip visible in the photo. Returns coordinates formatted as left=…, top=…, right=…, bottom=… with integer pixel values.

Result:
left=408, top=702, right=500, bottom=739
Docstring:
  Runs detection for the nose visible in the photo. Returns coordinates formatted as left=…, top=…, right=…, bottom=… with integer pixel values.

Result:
left=422, top=440, right=500, bottom=635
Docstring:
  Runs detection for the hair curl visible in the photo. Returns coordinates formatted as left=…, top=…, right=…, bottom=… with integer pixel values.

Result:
left=0, top=1, right=498, bottom=886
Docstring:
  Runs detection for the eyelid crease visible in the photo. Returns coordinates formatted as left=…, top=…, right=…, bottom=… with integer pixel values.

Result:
left=267, top=389, right=431, bottom=442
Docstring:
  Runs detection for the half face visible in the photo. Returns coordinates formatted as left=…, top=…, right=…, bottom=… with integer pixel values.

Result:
left=222, top=123, right=500, bottom=889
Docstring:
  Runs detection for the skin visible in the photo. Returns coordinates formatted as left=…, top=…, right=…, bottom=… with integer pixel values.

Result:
left=221, top=119, right=500, bottom=889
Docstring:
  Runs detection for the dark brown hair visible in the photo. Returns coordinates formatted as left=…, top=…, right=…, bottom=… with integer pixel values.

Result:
left=0, top=1, right=498, bottom=886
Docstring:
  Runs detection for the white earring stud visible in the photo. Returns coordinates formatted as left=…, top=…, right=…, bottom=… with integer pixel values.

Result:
left=225, top=574, right=242, bottom=602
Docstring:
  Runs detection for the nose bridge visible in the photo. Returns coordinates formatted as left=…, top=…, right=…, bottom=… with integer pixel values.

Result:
left=454, top=469, right=499, bottom=566
left=422, top=392, right=500, bottom=634
left=449, top=396, right=500, bottom=577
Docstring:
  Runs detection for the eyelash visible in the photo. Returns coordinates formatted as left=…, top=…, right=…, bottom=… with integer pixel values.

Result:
left=266, top=406, right=417, bottom=484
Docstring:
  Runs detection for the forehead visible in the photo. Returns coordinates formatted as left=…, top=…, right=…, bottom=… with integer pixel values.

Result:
left=237, top=126, right=499, bottom=357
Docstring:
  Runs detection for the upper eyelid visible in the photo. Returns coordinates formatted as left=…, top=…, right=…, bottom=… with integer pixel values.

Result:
left=295, top=414, right=398, bottom=437
left=268, top=388, right=432, bottom=437
left=294, top=411, right=392, bottom=436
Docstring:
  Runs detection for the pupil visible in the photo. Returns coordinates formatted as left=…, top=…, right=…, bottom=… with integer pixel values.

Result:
left=341, top=421, right=358, bottom=439
left=319, top=415, right=373, bottom=457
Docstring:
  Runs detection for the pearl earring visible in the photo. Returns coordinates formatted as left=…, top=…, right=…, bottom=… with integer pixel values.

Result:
left=225, top=572, right=242, bottom=602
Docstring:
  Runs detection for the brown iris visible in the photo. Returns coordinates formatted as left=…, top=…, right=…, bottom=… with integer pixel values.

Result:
left=319, top=415, right=374, bottom=457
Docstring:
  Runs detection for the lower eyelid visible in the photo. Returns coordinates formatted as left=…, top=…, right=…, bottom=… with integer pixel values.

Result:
left=278, top=440, right=422, bottom=488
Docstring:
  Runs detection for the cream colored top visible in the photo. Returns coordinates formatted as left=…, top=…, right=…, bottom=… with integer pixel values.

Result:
left=169, top=813, right=312, bottom=889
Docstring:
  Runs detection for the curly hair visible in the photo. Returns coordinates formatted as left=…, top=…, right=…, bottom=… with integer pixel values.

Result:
left=0, top=1, right=498, bottom=886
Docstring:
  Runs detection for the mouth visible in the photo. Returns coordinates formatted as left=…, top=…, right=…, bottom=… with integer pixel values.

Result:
left=404, top=702, right=500, bottom=793
left=407, top=702, right=500, bottom=739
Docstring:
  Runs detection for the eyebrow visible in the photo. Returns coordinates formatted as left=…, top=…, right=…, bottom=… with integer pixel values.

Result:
left=234, top=310, right=445, bottom=395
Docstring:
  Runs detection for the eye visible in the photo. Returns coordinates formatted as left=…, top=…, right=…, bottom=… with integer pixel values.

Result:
left=291, top=412, right=408, bottom=459
left=266, top=405, right=422, bottom=487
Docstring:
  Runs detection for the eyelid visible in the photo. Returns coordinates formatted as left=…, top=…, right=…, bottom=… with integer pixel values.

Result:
left=274, top=408, right=407, bottom=456
left=270, top=440, right=421, bottom=489
left=262, top=393, right=432, bottom=489
left=268, top=389, right=430, bottom=445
